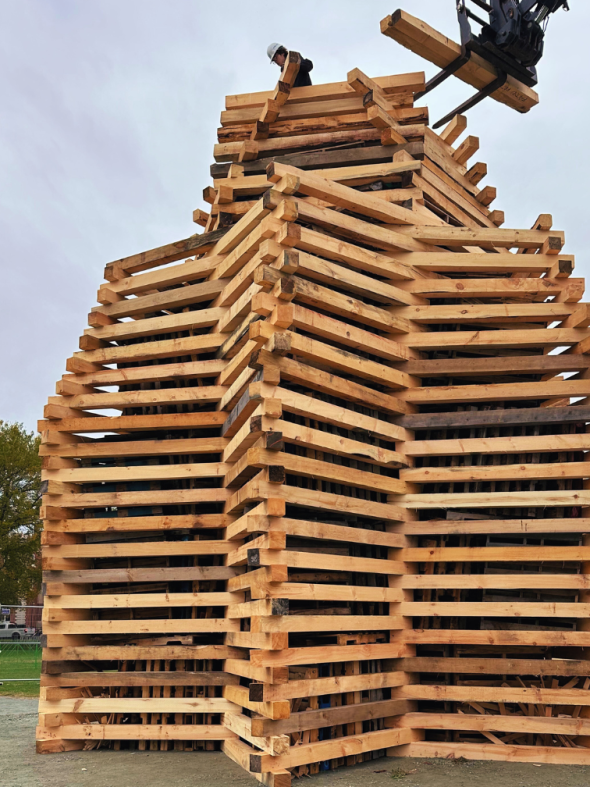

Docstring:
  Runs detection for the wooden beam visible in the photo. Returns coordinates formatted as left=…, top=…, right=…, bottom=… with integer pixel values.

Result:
left=381, top=10, right=538, bottom=114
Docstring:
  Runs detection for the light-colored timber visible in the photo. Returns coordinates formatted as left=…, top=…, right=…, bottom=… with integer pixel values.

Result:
left=37, top=16, right=588, bottom=781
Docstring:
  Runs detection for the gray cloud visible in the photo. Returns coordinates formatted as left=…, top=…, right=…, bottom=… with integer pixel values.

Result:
left=0, top=0, right=585, bottom=430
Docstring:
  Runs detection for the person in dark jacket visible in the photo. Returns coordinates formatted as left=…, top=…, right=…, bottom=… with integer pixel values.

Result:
left=267, top=43, right=313, bottom=87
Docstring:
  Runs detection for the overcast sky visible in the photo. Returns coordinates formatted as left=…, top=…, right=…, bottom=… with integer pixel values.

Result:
left=0, top=0, right=584, bottom=432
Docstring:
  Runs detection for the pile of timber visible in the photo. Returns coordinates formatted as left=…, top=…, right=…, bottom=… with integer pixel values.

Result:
left=37, top=56, right=590, bottom=782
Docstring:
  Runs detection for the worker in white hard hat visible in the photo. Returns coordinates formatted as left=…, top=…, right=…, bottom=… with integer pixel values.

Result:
left=267, top=43, right=313, bottom=87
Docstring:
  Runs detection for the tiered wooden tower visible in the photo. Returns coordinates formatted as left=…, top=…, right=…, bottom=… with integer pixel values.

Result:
left=37, top=13, right=590, bottom=782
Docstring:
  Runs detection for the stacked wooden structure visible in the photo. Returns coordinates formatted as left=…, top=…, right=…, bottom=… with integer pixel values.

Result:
left=37, top=37, right=590, bottom=782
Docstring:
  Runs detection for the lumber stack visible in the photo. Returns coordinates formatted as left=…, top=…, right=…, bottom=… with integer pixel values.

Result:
left=37, top=59, right=590, bottom=780
left=380, top=9, right=539, bottom=115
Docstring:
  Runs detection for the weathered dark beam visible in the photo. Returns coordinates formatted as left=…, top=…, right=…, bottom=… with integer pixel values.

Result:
left=210, top=141, right=424, bottom=179
left=403, top=354, right=590, bottom=378
left=400, top=657, right=590, bottom=677
left=397, top=404, right=590, bottom=431
left=221, top=371, right=264, bottom=438
left=104, top=227, right=228, bottom=280
left=46, top=671, right=239, bottom=687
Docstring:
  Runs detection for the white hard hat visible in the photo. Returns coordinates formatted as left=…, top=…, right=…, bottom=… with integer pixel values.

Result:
left=267, top=43, right=283, bottom=62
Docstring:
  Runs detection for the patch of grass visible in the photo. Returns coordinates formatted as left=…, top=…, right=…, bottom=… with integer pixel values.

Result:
left=390, top=766, right=418, bottom=780
left=0, top=643, right=41, bottom=697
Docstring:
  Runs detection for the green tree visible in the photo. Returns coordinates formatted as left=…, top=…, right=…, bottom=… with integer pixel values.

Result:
left=0, top=421, right=42, bottom=604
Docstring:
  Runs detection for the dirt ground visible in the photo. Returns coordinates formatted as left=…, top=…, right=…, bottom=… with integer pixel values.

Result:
left=3, top=697, right=590, bottom=787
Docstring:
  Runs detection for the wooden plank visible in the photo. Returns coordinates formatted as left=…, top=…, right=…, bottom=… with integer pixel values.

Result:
left=421, top=161, right=494, bottom=221
left=223, top=712, right=289, bottom=756
left=256, top=615, right=403, bottom=633
left=225, top=73, right=426, bottom=109
left=392, top=684, right=590, bottom=705
left=226, top=477, right=407, bottom=522
left=439, top=114, right=467, bottom=145
left=39, top=698, right=238, bottom=714
left=45, top=592, right=237, bottom=608
left=401, top=518, right=590, bottom=536
left=400, top=658, right=590, bottom=677
left=213, top=140, right=424, bottom=177
left=92, top=279, right=226, bottom=319
left=398, top=327, right=590, bottom=351
left=401, top=355, right=590, bottom=381
left=104, top=228, right=227, bottom=280
left=253, top=699, right=410, bottom=736
left=42, top=568, right=239, bottom=587
left=221, top=95, right=386, bottom=126
left=453, top=135, right=479, bottom=166
left=225, top=684, right=290, bottom=721
left=42, top=646, right=242, bottom=661
left=396, top=301, right=577, bottom=324
left=41, top=436, right=227, bottom=460
left=286, top=199, right=428, bottom=256
left=250, top=323, right=411, bottom=388
left=405, top=431, right=590, bottom=457
left=43, top=672, right=239, bottom=687
left=257, top=267, right=410, bottom=333
left=391, top=741, right=590, bottom=766
left=400, top=489, right=590, bottom=509
left=214, top=160, right=422, bottom=198
left=270, top=420, right=406, bottom=469
left=249, top=642, right=409, bottom=669
left=400, top=601, right=590, bottom=618
left=58, top=359, right=226, bottom=390
left=46, top=387, right=226, bottom=413
left=406, top=226, right=563, bottom=249
left=284, top=244, right=423, bottom=302
left=254, top=673, right=410, bottom=702
left=39, top=411, right=226, bottom=435
left=276, top=302, right=411, bottom=363
left=210, top=210, right=286, bottom=281
left=217, top=106, right=429, bottom=143
left=250, top=547, right=405, bottom=576
left=366, top=105, right=405, bottom=143
left=400, top=710, right=590, bottom=735
left=266, top=583, right=404, bottom=602
left=44, top=514, right=231, bottom=533
left=412, top=170, right=492, bottom=229
left=381, top=10, right=538, bottom=113
left=399, top=545, right=590, bottom=562
left=38, top=724, right=234, bottom=741
left=70, top=332, right=225, bottom=366
left=401, top=379, right=590, bottom=405
left=215, top=127, right=386, bottom=162
left=251, top=728, right=413, bottom=771
left=273, top=385, right=406, bottom=439
left=422, top=128, right=480, bottom=196
left=401, top=460, right=590, bottom=484
left=267, top=161, right=417, bottom=226
left=44, top=540, right=232, bottom=558
left=223, top=739, right=292, bottom=787
left=43, top=461, right=228, bottom=485
left=42, top=619, right=239, bottom=635
left=84, top=307, right=226, bottom=343
left=105, top=255, right=220, bottom=296
left=44, top=488, right=229, bottom=510
left=396, top=277, right=584, bottom=300
left=403, top=251, right=570, bottom=274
